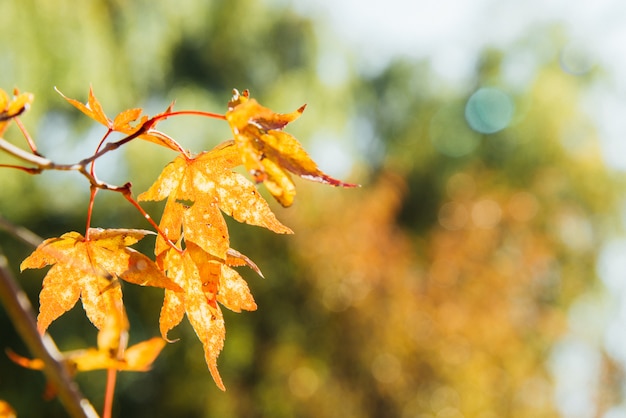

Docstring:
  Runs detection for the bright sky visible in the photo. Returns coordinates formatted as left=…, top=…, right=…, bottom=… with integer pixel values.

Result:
left=290, top=0, right=626, bottom=171
left=292, top=0, right=626, bottom=78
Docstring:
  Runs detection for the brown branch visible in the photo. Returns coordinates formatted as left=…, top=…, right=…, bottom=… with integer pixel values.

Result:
left=120, top=188, right=183, bottom=253
left=0, top=249, right=99, bottom=418
left=152, top=109, right=226, bottom=121
left=0, top=164, right=42, bottom=174
left=14, top=116, right=39, bottom=154
left=0, top=137, right=51, bottom=168
left=0, top=136, right=130, bottom=192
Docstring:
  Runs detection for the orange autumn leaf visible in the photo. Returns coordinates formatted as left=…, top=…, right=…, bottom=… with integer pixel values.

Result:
left=122, top=338, right=167, bottom=371
left=69, top=336, right=166, bottom=372
left=0, top=399, right=16, bottom=418
left=55, top=87, right=183, bottom=152
left=139, top=140, right=292, bottom=259
left=159, top=248, right=226, bottom=390
left=0, top=88, right=34, bottom=137
left=225, top=89, right=358, bottom=207
left=217, top=262, right=258, bottom=313
left=186, top=243, right=257, bottom=313
left=20, top=228, right=181, bottom=334
left=158, top=244, right=258, bottom=390
left=7, top=339, right=166, bottom=373
left=56, top=85, right=110, bottom=127
left=153, top=198, right=186, bottom=261
left=112, top=107, right=144, bottom=133
left=65, top=337, right=166, bottom=372
left=96, top=295, right=129, bottom=360
left=8, top=296, right=164, bottom=373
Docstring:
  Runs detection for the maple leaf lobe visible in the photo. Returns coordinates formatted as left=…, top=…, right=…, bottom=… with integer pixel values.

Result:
left=225, top=89, right=358, bottom=207
left=21, top=229, right=179, bottom=333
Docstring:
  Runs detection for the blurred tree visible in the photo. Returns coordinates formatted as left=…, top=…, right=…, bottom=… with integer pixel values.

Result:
left=280, top=50, right=622, bottom=417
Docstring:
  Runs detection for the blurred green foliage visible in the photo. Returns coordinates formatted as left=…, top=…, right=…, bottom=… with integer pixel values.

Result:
left=1, top=1, right=623, bottom=417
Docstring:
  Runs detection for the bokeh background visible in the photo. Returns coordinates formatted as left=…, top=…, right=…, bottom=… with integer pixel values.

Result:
left=2, top=1, right=626, bottom=417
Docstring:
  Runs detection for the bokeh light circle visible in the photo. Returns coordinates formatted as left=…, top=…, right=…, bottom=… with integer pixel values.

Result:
left=560, top=42, right=595, bottom=75
left=465, top=87, right=515, bottom=134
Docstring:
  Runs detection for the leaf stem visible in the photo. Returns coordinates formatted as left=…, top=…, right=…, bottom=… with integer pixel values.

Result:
left=91, top=129, right=113, bottom=177
left=152, top=110, right=226, bottom=122
left=120, top=188, right=183, bottom=253
left=14, top=116, right=39, bottom=155
left=84, top=186, right=99, bottom=241
left=84, top=129, right=114, bottom=240
left=0, top=163, right=42, bottom=174
left=102, top=368, right=117, bottom=418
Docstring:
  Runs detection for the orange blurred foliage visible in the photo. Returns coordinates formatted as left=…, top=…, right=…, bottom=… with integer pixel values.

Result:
left=286, top=159, right=611, bottom=417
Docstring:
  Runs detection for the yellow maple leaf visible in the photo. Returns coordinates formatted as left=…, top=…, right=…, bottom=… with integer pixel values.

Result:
left=139, top=140, right=292, bottom=260
left=7, top=339, right=166, bottom=373
left=158, top=243, right=258, bottom=391
left=20, top=228, right=181, bottom=334
left=158, top=248, right=226, bottom=390
left=0, top=399, right=16, bottom=418
left=0, top=88, right=34, bottom=137
left=8, top=298, right=165, bottom=375
left=56, top=87, right=183, bottom=152
left=225, top=89, right=358, bottom=207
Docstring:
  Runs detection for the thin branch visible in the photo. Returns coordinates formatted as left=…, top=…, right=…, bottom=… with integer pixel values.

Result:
left=120, top=188, right=183, bottom=253
left=75, top=124, right=150, bottom=168
left=0, top=121, right=145, bottom=179
left=152, top=109, right=226, bottom=121
left=14, top=116, right=39, bottom=154
left=0, top=137, right=130, bottom=192
left=102, top=369, right=117, bottom=418
left=0, top=249, right=99, bottom=418
left=0, top=137, right=52, bottom=168
left=0, top=164, right=42, bottom=174
left=84, top=186, right=99, bottom=241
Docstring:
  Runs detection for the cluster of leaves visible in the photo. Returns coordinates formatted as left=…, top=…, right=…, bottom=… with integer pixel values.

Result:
left=0, top=86, right=356, bottom=397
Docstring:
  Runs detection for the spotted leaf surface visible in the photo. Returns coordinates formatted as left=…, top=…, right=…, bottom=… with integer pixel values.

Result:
left=20, top=229, right=180, bottom=333
left=226, top=89, right=358, bottom=206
